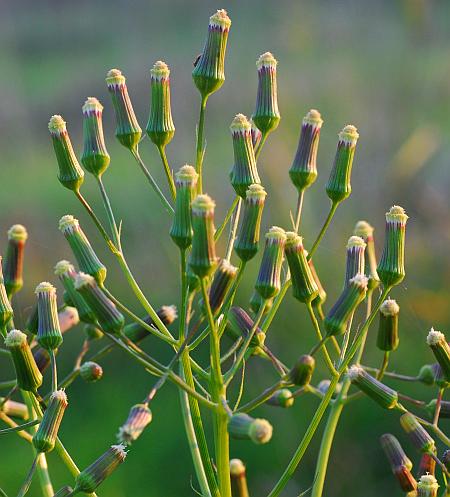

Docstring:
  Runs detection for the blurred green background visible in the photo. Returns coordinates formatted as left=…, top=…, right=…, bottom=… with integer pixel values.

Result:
left=1, top=0, right=450, bottom=495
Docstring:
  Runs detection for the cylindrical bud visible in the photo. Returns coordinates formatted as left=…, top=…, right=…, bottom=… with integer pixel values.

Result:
left=53, top=487, right=74, bottom=497
left=289, top=109, right=323, bottom=191
left=81, top=97, right=110, bottom=177
left=325, top=125, right=359, bottom=203
left=234, top=184, right=267, bottom=261
left=75, top=273, right=124, bottom=335
left=146, top=61, right=175, bottom=147
left=228, top=413, right=273, bottom=444
left=288, top=354, right=315, bottom=386
left=1, top=398, right=29, bottom=419
left=380, top=433, right=413, bottom=472
left=207, top=259, right=237, bottom=315
left=348, top=365, right=398, bottom=409
left=3, top=224, right=28, bottom=298
left=324, top=274, right=368, bottom=336
left=35, top=282, right=63, bottom=350
left=33, top=347, right=50, bottom=374
left=417, top=453, right=436, bottom=478
left=284, top=232, right=318, bottom=303
left=192, top=9, right=231, bottom=98
left=266, top=388, right=294, bottom=408
left=106, top=69, right=142, bottom=150
left=227, top=306, right=265, bottom=349
left=189, top=195, right=218, bottom=278
left=417, top=474, right=439, bottom=497
left=80, top=361, right=103, bottom=383
left=400, top=412, right=435, bottom=453
left=170, top=165, right=198, bottom=249
left=74, top=444, right=127, bottom=493
left=426, top=329, right=450, bottom=382
left=58, top=215, right=107, bottom=285
left=229, top=114, right=260, bottom=197
left=255, top=227, right=287, bottom=300
left=252, top=52, right=280, bottom=135
left=48, top=115, right=85, bottom=191
left=5, top=330, right=42, bottom=392
left=250, top=119, right=262, bottom=149
left=344, top=236, right=366, bottom=288
left=377, top=298, right=400, bottom=351
left=84, top=324, right=104, bottom=341
left=249, top=291, right=272, bottom=316
left=354, top=220, right=380, bottom=290
left=230, top=459, right=249, bottom=497
left=58, top=306, right=79, bottom=334
left=55, top=260, right=97, bottom=324
left=123, top=305, right=177, bottom=344
left=377, top=206, right=408, bottom=287
left=33, top=390, right=68, bottom=453
left=117, top=403, right=152, bottom=445
left=0, top=259, right=13, bottom=332
left=307, top=255, right=327, bottom=309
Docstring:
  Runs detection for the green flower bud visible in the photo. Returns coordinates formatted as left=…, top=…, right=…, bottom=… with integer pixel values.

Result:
left=250, top=119, right=262, bottom=149
left=252, top=52, right=280, bottom=135
left=344, top=236, right=366, bottom=288
left=307, top=255, right=327, bottom=309
left=74, top=444, right=127, bottom=493
left=227, top=306, right=265, bottom=349
left=230, top=458, right=249, bottom=497
left=289, top=109, right=323, bottom=191
left=417, top=474, right=439, bottom=497
left=325, top=125, right=359, bottom=203
left=123, top=305, right=177, bottom=344
left=400, top=412, right=435, bottom=453
left=234, top=184, right=267, bottom=261
left=5, top=330, right=43, bottom=391
left=106, top=69, right=142, bottom=150
left=288, top=354, right=315, bottom=386
left=192, top=9, right=231, bottom=98
left=3, top=224, right=28, bottom=298
left=53, top=486, right=74, bottom=497
left=417, top=453, right=436, bottom=478
left=377, top=205, right=408, bottom=287
left=354, top=220, right=380, bottom=290
left=229, top=114, right=260, bottom=197
left=75, top=273, right=124, bottom=335
left=0, top=258, right=13, bottom=333
left=427, top=329, right=450, bottom=382
left=377, top=298, right=400, bottom=351
left=189, top=194, right=218, bottom=278
left=117, top=403, right=152, bottom=445
left=81, top=97, right=110, bottom=177
left=35, top=282, right=63, bottom=350
left=380, top=433, right=413, bottom=472
left=33, top=390, right=68, bottom=453
left=59, top=215, right=107, bottom=285
left=348, top=365, right=398, bottom=409
left=170, top=165, right=198, bottom=249
left=266, top=389, right=294, bottom=408
left=58, top=306, right=79, bottom=334
left=33, top=347, right=50, bottom=374
left=228, top=413, right=273, bottom=444
left=324, top=274, right=368, bottom=336
left=80, top=361, right=103, bottom=383
left=84, top=324, right=104, bottom=341
left=426, top=399, right=450, bottom=420
left=207, top=259, right=237, bottom=315
left=284, top=232, right=318, bottom=303
left=417, top=364, right=437, bottom=386
left=48, top=115, right=85, bottom=191
left=249, top=290, right=272, bottom=316
left=146, top=61, right=175, bottom=147
left=255, top=226, right=287, bottom=300
left=55, top=260, right=97, bottom=324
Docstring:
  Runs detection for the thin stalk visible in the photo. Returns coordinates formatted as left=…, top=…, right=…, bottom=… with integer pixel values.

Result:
left=0, top=419, right=39, bottom=434
left=131, top=147, right=174, bottom=214
left=337, top=314, right=354, bottom=369
left=196, top=95, right=208, bottom=194
left=260, top=280, right=291, bottom=334
left=433, top=388, right=444, bottom=426
left=238, top=380, right=284, bottom=413
left=17, top=454, right=39, bottom=497
left=225, top=197, right=242, bottom=261
left=254, top=131, right=268, bottom=161
left=232, top=361, right=246, bottom=411
left=157, top=145, right=176, bottom=200
left=376, top=351, right=390, bottom=380
left=361, top=366, right=418, bottom=382
left=307, top=201, right=339, bottom=261
left=49, top=350, right=57, bottom=393
left=215, top=196, right=239, bottom=242
left=294, top=190, right=305, bottom=233
left=0, top=412, right=32, bottom=443
left=97, top=176, right=121, bottom=250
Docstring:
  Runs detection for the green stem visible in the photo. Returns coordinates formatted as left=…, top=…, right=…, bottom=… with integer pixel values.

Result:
left=49, top=350, right=57, bottom=393
left=17, top=454, right=39, bottom=497
left=131, top=147, right=174, bottom=214
left=0, top=419, right=39, bottom=434
left=294, top=190, right=305, bottom=233
left=157, top=145, right=176, bottom=200
left=238, top=380, right=284, bottom=413
left=196, top=95, right=208, bottom=194
left=215, top=196, right=239, bottom=242
left=254, top=131, right=268, bottom=161
left=260, top=280, right=291, bottom=334
left=225, top=197, right=242, bottom=261
left=377, top=351, right=390, bottom=380
left=97, top=176, right=122, bottom=250
left=307, top=201, right=339, bottom=261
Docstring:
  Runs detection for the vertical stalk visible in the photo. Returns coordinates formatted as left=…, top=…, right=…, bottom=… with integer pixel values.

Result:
left=49, top=350, right=57, bottom=393
left=307, top=201, right=339, bottom=261
left=294, top=190, right=305, bottom=233
left=97, top=176, right=122, bottom=250
left=254, top=131, right=268, bottom=161
left=225, top=197, right=242, bottom=261
left=196, top=95, right=208, bottom=194
left=157, top=145, right=176, bottom=200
